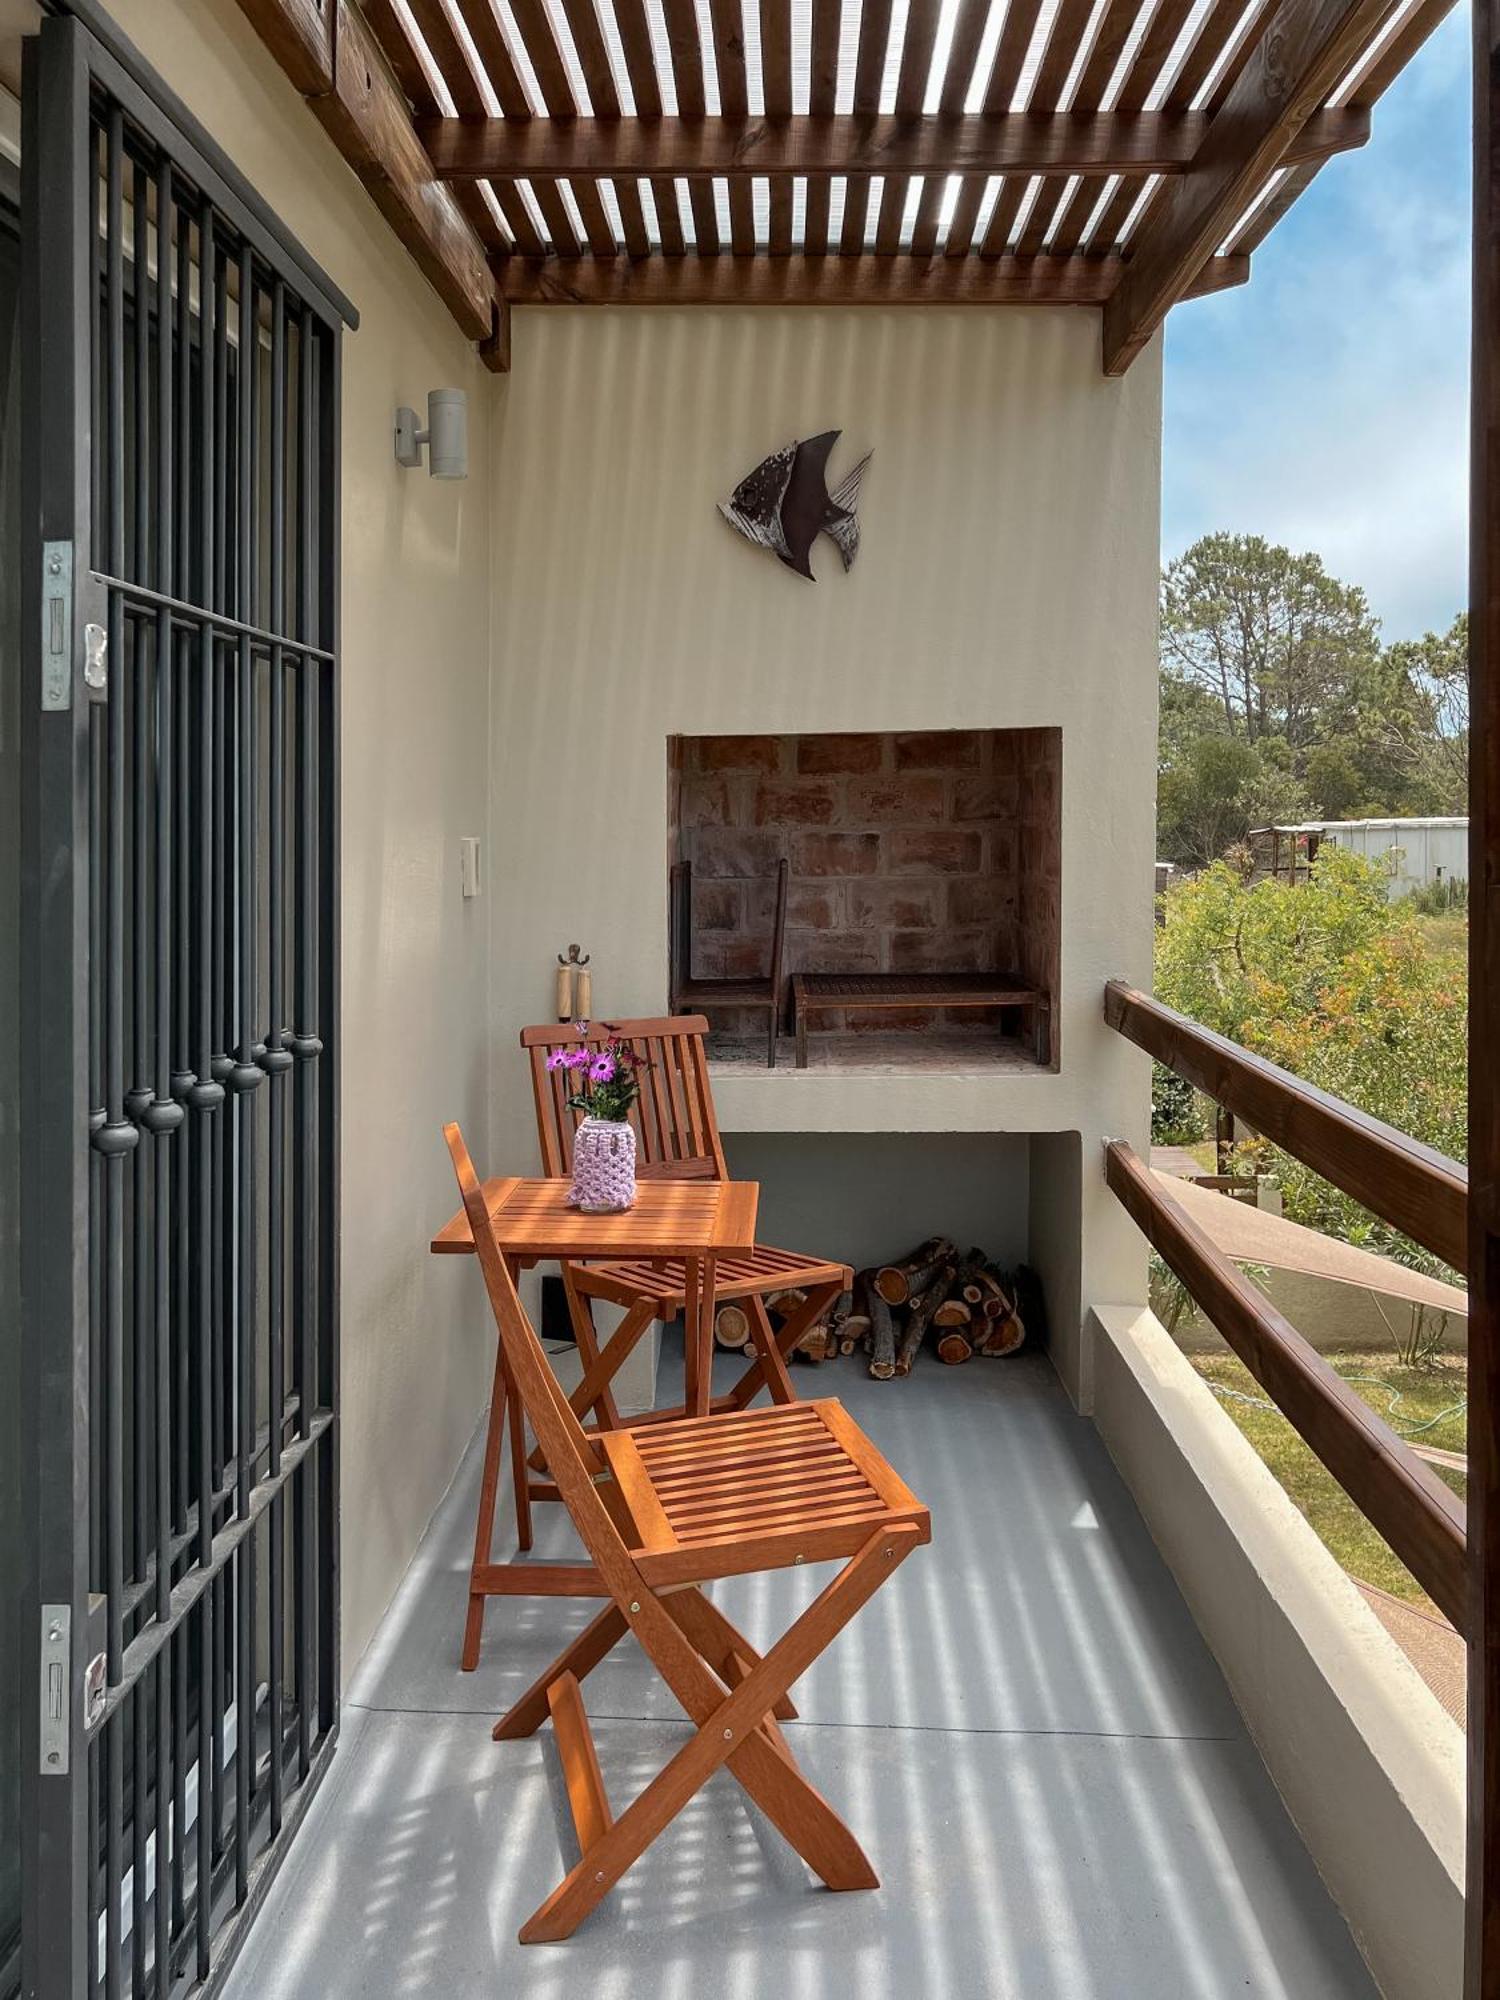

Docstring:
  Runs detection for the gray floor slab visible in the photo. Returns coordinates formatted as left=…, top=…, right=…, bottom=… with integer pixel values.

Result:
left=349, top=1347, right=1245, bottom=1740
left=225, top=1342, right=1378, bottom=1999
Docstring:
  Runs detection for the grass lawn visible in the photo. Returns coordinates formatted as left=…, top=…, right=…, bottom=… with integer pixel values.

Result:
left=1191, top=1349, right=1467, bottom=1615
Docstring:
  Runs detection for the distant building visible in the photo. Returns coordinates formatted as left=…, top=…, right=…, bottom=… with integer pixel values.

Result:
left=1249, top=818, right=1469, bottom=899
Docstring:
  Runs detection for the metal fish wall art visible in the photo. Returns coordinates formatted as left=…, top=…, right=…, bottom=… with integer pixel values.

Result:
left=718, top=430, right=872, bottom=581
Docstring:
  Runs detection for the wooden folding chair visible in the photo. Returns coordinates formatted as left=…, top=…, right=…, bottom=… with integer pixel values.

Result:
left=670, top=855, right=790, bottom=1066
left=444, top=1122, right=930, bottom=1943
left=521, top=1014, right=852, bottom=1443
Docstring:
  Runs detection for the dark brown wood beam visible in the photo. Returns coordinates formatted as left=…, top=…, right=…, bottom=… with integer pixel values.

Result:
left=1102, top=0, right=1394, bottom=372
left=1106, top=1140, right=1467, bottom=1630
left=234, top=0, right=335, bottom=94
left=233, top=0, right=506, bottom=366
left=1104, top=980, right=1466, bottom=1270
left=420, top=106, right=1367, bottom=182
left=1468, top=0, right=1499, bottom=1983
left=499, top=251, right=1250, bottom=308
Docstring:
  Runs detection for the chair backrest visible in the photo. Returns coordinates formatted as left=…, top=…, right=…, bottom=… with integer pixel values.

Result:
left=520, top=1014, right=729, bottom=1181
left=442, top=1123, right=635, bottom=1577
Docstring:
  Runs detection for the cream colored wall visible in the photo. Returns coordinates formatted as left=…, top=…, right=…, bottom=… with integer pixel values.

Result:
left=107, top=0, right=496, bottom=1678
left=1091, top=1305, right=1465, bottom=2000
left=489, top=305, right=1161, bottom=1401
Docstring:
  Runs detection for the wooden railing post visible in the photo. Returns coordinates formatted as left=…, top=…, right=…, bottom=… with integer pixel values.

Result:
left=1469, top=0, right=1500, bottom=1983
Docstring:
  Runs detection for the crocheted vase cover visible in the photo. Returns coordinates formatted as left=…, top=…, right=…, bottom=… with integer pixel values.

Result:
left=569, top=1115, right=638, bottom=1212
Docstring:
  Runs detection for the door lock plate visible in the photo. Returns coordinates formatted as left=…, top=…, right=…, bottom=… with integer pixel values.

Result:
left=40, top=540, right=72, bottom=711
left=39, top=1604, right=70, bottom=1774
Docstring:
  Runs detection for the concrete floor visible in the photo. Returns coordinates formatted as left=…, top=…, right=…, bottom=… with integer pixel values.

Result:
left=223, top=1346, right=1377, bottom=2000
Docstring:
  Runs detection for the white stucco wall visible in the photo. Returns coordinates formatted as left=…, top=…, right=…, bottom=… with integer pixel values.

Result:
left=488, top=305, right=1162, bottom=1403
left=105, top=0, right=497, bottom=1679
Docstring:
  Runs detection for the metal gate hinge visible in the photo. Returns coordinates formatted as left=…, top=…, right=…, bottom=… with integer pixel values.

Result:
left=40, top=541, right=71, bottom=711
left=39, top=1605, right=70, bottom=1774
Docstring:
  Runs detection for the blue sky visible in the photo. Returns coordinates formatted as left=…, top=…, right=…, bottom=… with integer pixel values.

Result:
left=1161, top=6, right=1470, bottom=643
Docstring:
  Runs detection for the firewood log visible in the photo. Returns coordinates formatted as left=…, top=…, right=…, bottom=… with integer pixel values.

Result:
left=867, top=1286, right=898, bottom=1380
left=936, top=1328, right=974, bottom=1365
left=895, top=1263, right=956, bottom=1375
left=979, top=1313, right=1025, bottom=1357
left=874, top=1237, right=957, bottom=1307
left=764, top=1288, right=808, bottom=1318
left=714, top=1303, right=752, bottom=1349
left=932, top=1299, right=972, bottom=1329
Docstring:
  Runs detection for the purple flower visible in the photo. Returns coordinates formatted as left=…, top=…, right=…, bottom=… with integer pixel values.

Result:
left=544, top=1050, right=567, bottom=1072
left=562, top=1048, right=591, bottom=1071
left=588, top=1055, right=616, bottom=1084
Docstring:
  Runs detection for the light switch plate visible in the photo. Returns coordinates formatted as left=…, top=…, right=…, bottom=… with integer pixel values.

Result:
left=460, top=836, right=481, bottom=899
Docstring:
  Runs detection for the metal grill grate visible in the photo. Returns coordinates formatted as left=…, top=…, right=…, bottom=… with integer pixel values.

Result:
left=20, top=16, right=344, bottom=1996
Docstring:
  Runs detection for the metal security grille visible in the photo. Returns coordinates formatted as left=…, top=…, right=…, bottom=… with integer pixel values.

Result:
left=19, top=16, right=351, bottom=1996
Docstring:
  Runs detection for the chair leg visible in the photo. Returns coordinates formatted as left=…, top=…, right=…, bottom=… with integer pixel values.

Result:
left=527, top=1297, right=658, bottom=1473
left=661, top=1588, right=797, bottom=1720
left=492, top=1603, right=631, bottom=1740
left=745, top=1295, right=798, bottom=1406
left=727, top=1281, right=842, bottom=1410
left=520, top=1526, right=918, bottom=1942
left=462, top=1340, right=512, bottom=1672
left=563, top=1265, right=623, bottom=1432
left=509, top=1378, right=533, bottom=1553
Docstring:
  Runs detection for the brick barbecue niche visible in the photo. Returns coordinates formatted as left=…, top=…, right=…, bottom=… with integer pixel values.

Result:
left=667, top=729, right=1060, bottom=1068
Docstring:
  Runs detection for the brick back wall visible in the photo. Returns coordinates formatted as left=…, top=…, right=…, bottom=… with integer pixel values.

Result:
left=673, top=729, right=1060, bottom=1045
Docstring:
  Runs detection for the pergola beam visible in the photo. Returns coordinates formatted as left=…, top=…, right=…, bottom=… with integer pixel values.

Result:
left=419, top=107, right=1367, bottom=182
left=234, top=0, right=509, bottom=368
left=1102, top=0, right=1395, bottom=373
left=500, top=251, right=1250, bottom=309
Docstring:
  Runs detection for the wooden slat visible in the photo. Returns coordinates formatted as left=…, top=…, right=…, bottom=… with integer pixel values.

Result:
left=560, top=0, right=623, bottom=112
left=1159, top=0, right=1275, bottom=111
left=984, top=0, right=1046, bottom=110
left=977, top=174, right=1030, bottom=257
left=662, top=0, right=708, bottom=115
left=614, top=0, right=664, bottom=114
left=1103, top=981, right=1467, bottom=1270
left=407, top=0, right=489, bottom=114
left=911, top=0, right=993, bottom=252
left=451, top=0, right=533, bottom=114
left=1104, top=0, right=1394, bottom=370
left=500, top=247, right=1250, bottom=303
left=1349, top=0, right=1457, bottom=103
left=875, top=0, right=942, bottom=252
left=942, top=175, right=988, bottom=257
left=1029, top=0, right=1101, bottom=107
left=1073, top=0, right=1153, bottom=107
left=418, top=107, right=1375, bottom=179
left=1113, top=0, right=1199, bottom=110
left=1016, top=174, right=1065, bottom=256
left=649, top=176, right=685, bottom=254
left=761, top=0, right=793, bottom=113
left=362, top=0, right=441, bottom=109
left=803, top=0, right=841, bottom=248
left=547, top=1673, right=614, bottom=1852
left=840, top=0, right=894, bottom=251
left=501, top=0, right=595, bottom=253
left=1107, top=1140, right=1467, bottom=1629
left=232, top=0, right=333, bottom=94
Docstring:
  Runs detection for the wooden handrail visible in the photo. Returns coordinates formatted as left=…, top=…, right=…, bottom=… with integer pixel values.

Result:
left=1104, top=980, right=1467, bottom=1273
left=1105, top=1140, right=1467, bottom=1629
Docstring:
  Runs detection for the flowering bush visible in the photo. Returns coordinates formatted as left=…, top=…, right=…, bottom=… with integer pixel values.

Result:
left=544, top=1024, right=646, bottom=1123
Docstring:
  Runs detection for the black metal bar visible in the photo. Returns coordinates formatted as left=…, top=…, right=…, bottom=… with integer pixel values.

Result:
left=291, top=302, right=319, bottom=1781
left=190, top=197, right=221, bottom=1990
left=232, top=238, right=259, bottom=1911
left=265, top=274, right=290, bottom=1836
left=105, top=1706, right=122, bottom=2000
left=91, top=569, right=336, bottom=660
left=316, top=323, right=341, bottom=1725
left=59, top=1, right=359, bottom=331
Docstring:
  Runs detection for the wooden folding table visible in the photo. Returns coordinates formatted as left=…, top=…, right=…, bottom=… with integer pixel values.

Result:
left=430, top=1174, right=759, bottom=1664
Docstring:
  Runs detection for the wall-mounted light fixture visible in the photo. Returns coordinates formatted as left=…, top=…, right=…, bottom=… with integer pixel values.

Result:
left=394, top=388, right=468, bottom=478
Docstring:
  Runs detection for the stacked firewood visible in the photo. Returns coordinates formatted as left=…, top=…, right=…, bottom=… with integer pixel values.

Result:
left=711, top=1238, right=1045, bottom=1377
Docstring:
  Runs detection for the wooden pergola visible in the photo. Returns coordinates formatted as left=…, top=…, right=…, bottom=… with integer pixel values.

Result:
left=242, top=0, right=1452, bottom=373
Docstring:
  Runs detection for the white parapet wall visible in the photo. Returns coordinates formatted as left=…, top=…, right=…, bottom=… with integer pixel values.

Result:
left=1089, top=1302, right=1465, bottom=2000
